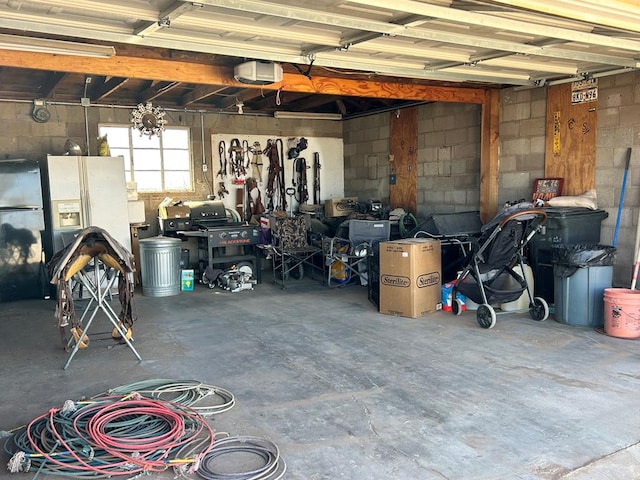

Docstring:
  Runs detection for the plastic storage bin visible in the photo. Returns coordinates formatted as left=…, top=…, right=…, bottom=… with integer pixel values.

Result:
left=500, top=264, right=534, bottom=312
left=529, top=207, right=608, bottom=303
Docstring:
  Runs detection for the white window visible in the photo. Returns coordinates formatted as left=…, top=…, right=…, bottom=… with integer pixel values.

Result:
left=98, top=125, right=192, bottom=193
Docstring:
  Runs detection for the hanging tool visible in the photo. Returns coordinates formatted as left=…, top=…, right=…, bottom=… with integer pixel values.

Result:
left=293, top=157, right=309, bottom=204
left=313, top=152, right=321, bottom=204
left=632, top=200, right=640, bottom=289
left=631, top=249, right=640, bottom=290
left=613, top=147, right=632, bottom=247
left=278, top=139, right=287, bottom=210
left=285, top=187, right=296, bottom=216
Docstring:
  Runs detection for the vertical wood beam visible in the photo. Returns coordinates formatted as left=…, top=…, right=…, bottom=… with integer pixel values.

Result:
left=389, top=106, right=418, bottom=214
left=480, top=88, right=500, bottom=223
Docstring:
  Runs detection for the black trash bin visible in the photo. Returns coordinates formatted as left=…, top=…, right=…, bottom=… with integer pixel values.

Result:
left=529, top=207, right=608, bottom=303
left=552, top=244, right=616, bottom=328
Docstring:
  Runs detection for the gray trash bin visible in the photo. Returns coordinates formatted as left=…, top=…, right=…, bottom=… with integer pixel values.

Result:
left=553, top=244, right=616, bottom=327
left=139, top=236, right=182, bottom=297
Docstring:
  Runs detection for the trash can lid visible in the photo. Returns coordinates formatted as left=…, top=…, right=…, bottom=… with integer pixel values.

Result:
left=139, top=235, right=182, bottom=246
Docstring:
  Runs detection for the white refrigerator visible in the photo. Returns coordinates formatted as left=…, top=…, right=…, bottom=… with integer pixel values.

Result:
left=43, top=155, right=131, bottom=261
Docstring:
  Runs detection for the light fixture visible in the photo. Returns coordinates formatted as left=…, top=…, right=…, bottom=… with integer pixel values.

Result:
left=0, top=34, right=115, bottom=58
left=274, top=111, right=343, bottom=120
left=131, top=102, right=167, bottom=137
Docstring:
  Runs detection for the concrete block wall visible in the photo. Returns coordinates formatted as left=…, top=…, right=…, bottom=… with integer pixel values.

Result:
left=343, top=103, right=482, bottom=220
left=498, top=87, right=547, bottom=206
left=342, top=113, right=391, bottom=203
left=0, top=102, right=341, bottom=237
left=594, top=71, right=640, bottom=286
left=474, top=74, right=640, bottom=286
left=417, top=102, right=481, bottom=215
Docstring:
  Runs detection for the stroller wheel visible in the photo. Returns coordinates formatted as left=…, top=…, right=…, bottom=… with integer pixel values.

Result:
left=529, top=296, right=549, bottom=321
left=452, top=298, right=464, bottom=316
left=477, top=304, right=496, bottom=329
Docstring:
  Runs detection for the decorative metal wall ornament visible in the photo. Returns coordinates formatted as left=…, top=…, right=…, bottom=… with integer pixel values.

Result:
left=130, top=102, right=167, bottom=137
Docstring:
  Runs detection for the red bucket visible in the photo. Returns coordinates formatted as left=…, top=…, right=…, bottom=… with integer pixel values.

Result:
left=603, top=288, right=640, bottom=339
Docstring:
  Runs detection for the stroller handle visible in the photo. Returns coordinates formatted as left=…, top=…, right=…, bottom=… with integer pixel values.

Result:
left=497, top=209, right=547, bottom=228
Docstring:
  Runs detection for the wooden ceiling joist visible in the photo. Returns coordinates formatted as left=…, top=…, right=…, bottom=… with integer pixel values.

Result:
left=0, top=49, right=487, bottom=105
left=137, top=80, right=181, bottom=103
left=92, top=77, right=128, bottom=102
left=181, top=84, right=230, bottom=106
left=39, top=71, right=67, bottom=98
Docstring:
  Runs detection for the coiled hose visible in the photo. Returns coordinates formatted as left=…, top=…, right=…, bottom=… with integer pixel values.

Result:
left=98, top=378, right=236, bottom=416
left=195, top=435, right=286, bottom=480
left=5, top=395, right=214, bottom=477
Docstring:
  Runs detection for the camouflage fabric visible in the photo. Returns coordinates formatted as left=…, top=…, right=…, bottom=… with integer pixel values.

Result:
left=271, top=215, right=309, bottom=250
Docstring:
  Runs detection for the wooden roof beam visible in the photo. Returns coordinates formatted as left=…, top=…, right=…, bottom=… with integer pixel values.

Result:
left=91, top=76, right=129, bottom=101
left=215, top=88, right=266, bottom=109
left=39, top=71, right=67, bottom=98
left=180, top=84, right=230, bottom=106
left=0, top=50, right=487, bottom=105
left=137, top=80, right=181, bottom=102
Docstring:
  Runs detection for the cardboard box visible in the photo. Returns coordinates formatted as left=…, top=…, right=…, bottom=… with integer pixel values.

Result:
left=181, top=269, right=194, bottom=291
left=379, top=238, right=442, bottom=318
left=163, top=205, right=191, bottom=219
left=126, top=181, right=139, bottom=201
left=128, top=200, right=146, bottom=224
left=325, top=197, right=358, bottom=217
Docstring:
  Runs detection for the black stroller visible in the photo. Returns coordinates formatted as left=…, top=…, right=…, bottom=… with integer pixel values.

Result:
left=451, top=205, right=549, bottom=329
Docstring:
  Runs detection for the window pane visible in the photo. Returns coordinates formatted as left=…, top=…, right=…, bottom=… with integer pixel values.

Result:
left=99, top=126, right=130, bottom=147
left=132, top=132, right=160, bottom=148
left=164, top=171, right=191, bottom=191
left=162, top=128, right=189, bottom=146
left=98, top=124, right=193, bottom=193
left=164, top=149, right=190, bottom=170
left=133, top=149, right=161, bottom=170
left=135, top=171, right=162, bottom=192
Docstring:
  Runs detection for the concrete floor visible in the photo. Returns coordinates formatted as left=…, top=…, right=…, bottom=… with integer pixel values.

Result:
left=1, top=272, right=639, bottom=480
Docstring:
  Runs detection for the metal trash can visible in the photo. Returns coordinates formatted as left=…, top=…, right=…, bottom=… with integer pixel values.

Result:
left=139, top=236, right=182, bottom=297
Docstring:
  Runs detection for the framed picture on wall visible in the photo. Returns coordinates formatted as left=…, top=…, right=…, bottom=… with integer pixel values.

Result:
left=532, top=177, right=564, bottom=202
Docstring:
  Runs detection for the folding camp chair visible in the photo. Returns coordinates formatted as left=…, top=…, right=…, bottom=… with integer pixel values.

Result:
left=270, top=215, right=323, bottom=288
left=326, top=219, right=390, bottom=287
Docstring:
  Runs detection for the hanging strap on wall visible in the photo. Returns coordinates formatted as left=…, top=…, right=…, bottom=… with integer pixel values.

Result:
left=241, top=139, right=251, bottom=173
left=217, top=140, right=227, bottom=179
left=276, top=138, right=287, bottom=212
left=250, top=141, right=263, bottom=180
left=313, top=152, right=321, bottom=205
left=229, top=138, right=245, bottom=179
left=264, top=139, right=280, bottom=212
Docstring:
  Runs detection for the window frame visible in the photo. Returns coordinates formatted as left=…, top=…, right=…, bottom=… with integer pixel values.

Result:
left=98, top=123, right=194, bottom=193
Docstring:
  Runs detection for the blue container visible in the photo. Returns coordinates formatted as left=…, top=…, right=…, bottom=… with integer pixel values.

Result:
left=554, top=265, right=613, bottom=327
